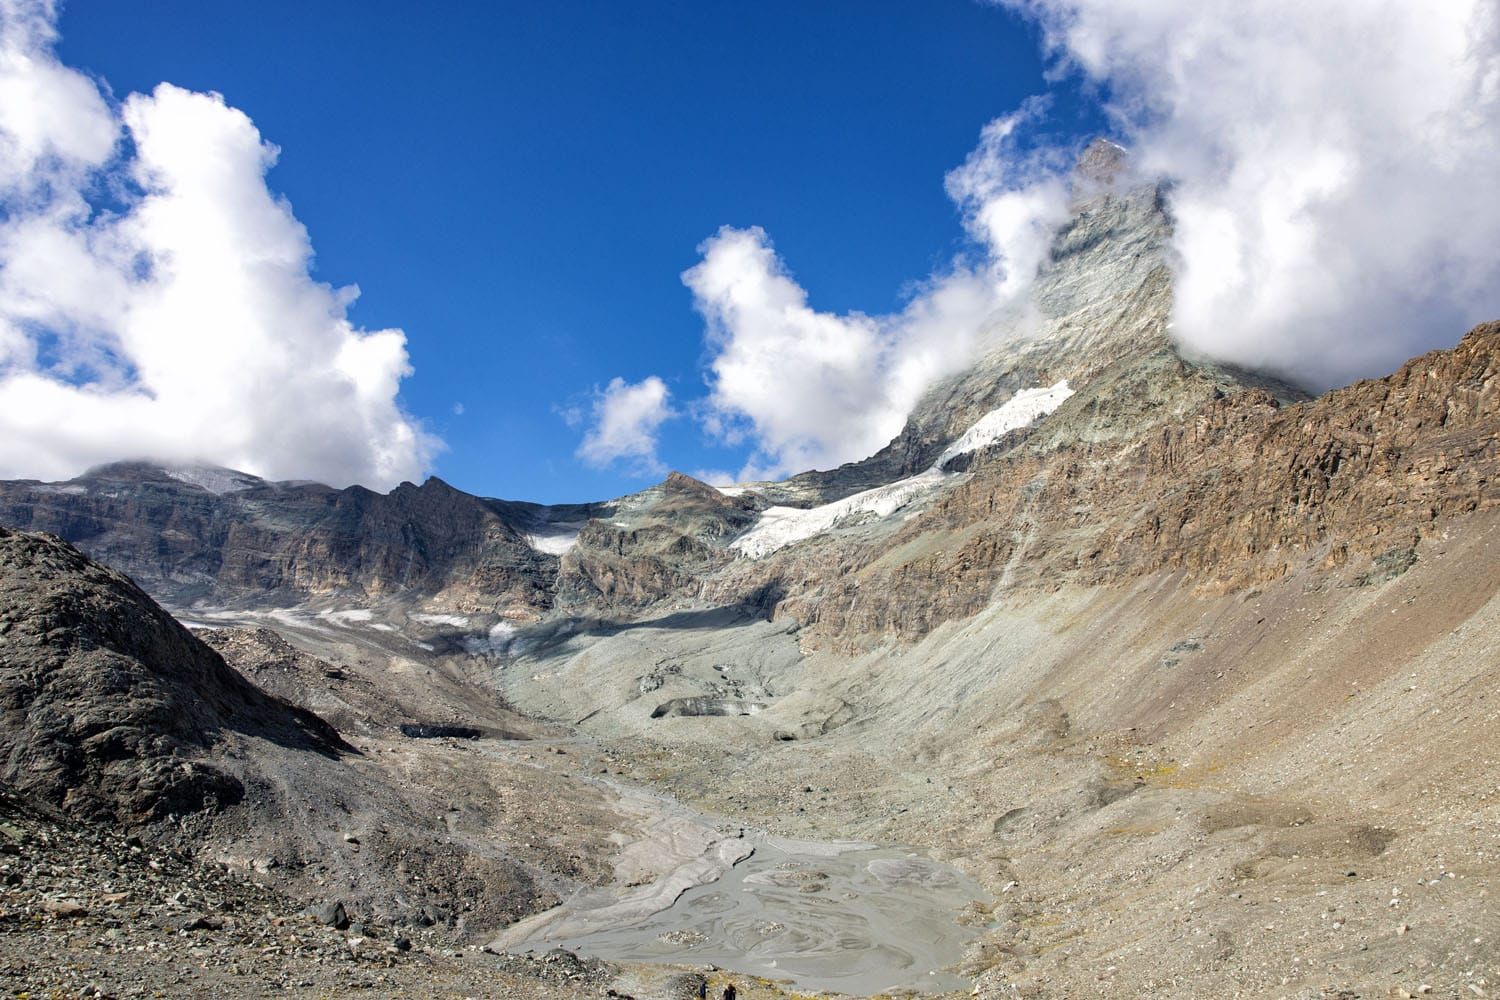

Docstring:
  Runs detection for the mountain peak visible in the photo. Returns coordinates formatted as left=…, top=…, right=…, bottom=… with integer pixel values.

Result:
left=662, top=470, right=718, bottom=494
left=1074, top=136, right=1129, bottom=188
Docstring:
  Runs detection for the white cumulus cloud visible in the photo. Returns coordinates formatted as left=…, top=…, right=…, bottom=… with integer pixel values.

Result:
left=682, top=226, right=1006, bottom=481
left=998, top=0, right=1500, bottom=387
left=680, top=103, right=1071, bottom=483
left=943, top=99, right=1073, bottom=299
left=584, top=102, right=1071, bottom=484
left=0, top=0, right=437, bottom=489
left=576, top=375, right=675, bottom=476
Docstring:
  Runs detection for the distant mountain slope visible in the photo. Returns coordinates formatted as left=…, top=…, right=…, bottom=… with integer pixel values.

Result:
left=0, top=463, right=589, bottom=616
left=0, top=147, right=1487, bottom=652
left=555, top=471, right=764, bottom=611
left=0, top=146, right=1236, bottom=625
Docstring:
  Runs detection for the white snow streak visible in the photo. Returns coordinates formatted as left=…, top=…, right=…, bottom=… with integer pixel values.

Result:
left=410, top=613, right=471, bottom=628
left=164, top=465, right=261, bottom=495
left=526, top=527, right=583, bottom=555
left=731, top=469, right=948, bottom=560
left=931, top=381, right=1075, bottom=469
left=731, top=381, right=1073, bottom=559
left=317, top=608, right=375, bottom=626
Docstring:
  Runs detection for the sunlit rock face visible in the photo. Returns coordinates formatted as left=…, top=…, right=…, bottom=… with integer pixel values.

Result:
left=0, top=463, right=582, bottom=617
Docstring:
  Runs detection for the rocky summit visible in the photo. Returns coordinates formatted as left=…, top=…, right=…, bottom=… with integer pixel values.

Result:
left=0, top=164, right=1497, bottom=999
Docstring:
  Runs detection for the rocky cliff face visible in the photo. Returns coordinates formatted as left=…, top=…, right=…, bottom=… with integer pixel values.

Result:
left=733, top=323, right=1498, bottom=647
left=556, top=472, right=762, bottom=611
left=0, top=463, right=582, bottom=617
left=0, top=527, right=344, bottom=825
left=0, top=458, right=767, bottom=624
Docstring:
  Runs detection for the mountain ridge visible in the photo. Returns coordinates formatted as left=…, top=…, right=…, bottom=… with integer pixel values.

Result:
left=725, top=321, right=1498, bottom=648
left=0, top=165, right=1280, bottom=626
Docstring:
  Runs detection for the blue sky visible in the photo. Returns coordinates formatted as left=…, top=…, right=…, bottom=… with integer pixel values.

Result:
left=9, top=2, right=1488, bottom=502
left=52, top=0, right=1092, bottom=502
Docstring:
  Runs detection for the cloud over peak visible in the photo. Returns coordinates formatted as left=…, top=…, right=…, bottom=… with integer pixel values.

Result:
left=679, top=226, right=986, bottom=481
left=998, top=0, right=1500, bottom=387
left=576, top=375, right=675, bottom=477
left=677, top=157, right=1073, bottom=482
left=575, top=99, right=1076, bottom=485
left=672, top=99, right=1077, bottom=484
left=593, top=2, right=1500, bottom=484
left=0, top=0, right=436, bottom=490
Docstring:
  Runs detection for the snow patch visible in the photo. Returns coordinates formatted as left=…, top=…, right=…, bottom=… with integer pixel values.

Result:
left=464, top=621, right=518, bottom=656
left=410, top=613, right=471, bottom=628
left=317, top=608, right=375, bottom=627
left=266, top=608, right=313, bottom=629
left=175, top=604, right=433, bottom=646
left=731, top=381, right=1074, bottom=559
left=732, top=470, right=946, bottom=560
left=933, top=381, right=1074, bottom=469
left=526, top=526, right=583, bottom=555
left=236, top=606, right=381, bottom=631
left=164, top=465, right=261, bottom=495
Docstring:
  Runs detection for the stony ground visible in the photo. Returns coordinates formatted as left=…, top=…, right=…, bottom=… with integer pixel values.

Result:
left=0, top=786, right=623, bottom=999
left=4, top=511, right=1498, bottom=999
left=498, top=508, right=1500, bottom=1000
left=0, top=740, right=821, bottom=1000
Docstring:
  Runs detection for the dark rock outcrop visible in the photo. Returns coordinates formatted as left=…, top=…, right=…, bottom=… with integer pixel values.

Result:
left=398, top=723, right=482, bottom=740
left=0, top=528, right=345, bottom=825
left=649, top=696, right=767, bottom=719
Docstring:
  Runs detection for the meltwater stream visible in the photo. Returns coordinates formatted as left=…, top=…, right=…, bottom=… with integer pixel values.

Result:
left=548, top=834, right=987, bottom=994
left=487, top=759, right=990, bottom=995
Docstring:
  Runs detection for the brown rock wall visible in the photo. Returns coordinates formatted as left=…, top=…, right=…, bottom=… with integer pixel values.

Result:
left=744, top=323, right=1498, bottom=647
